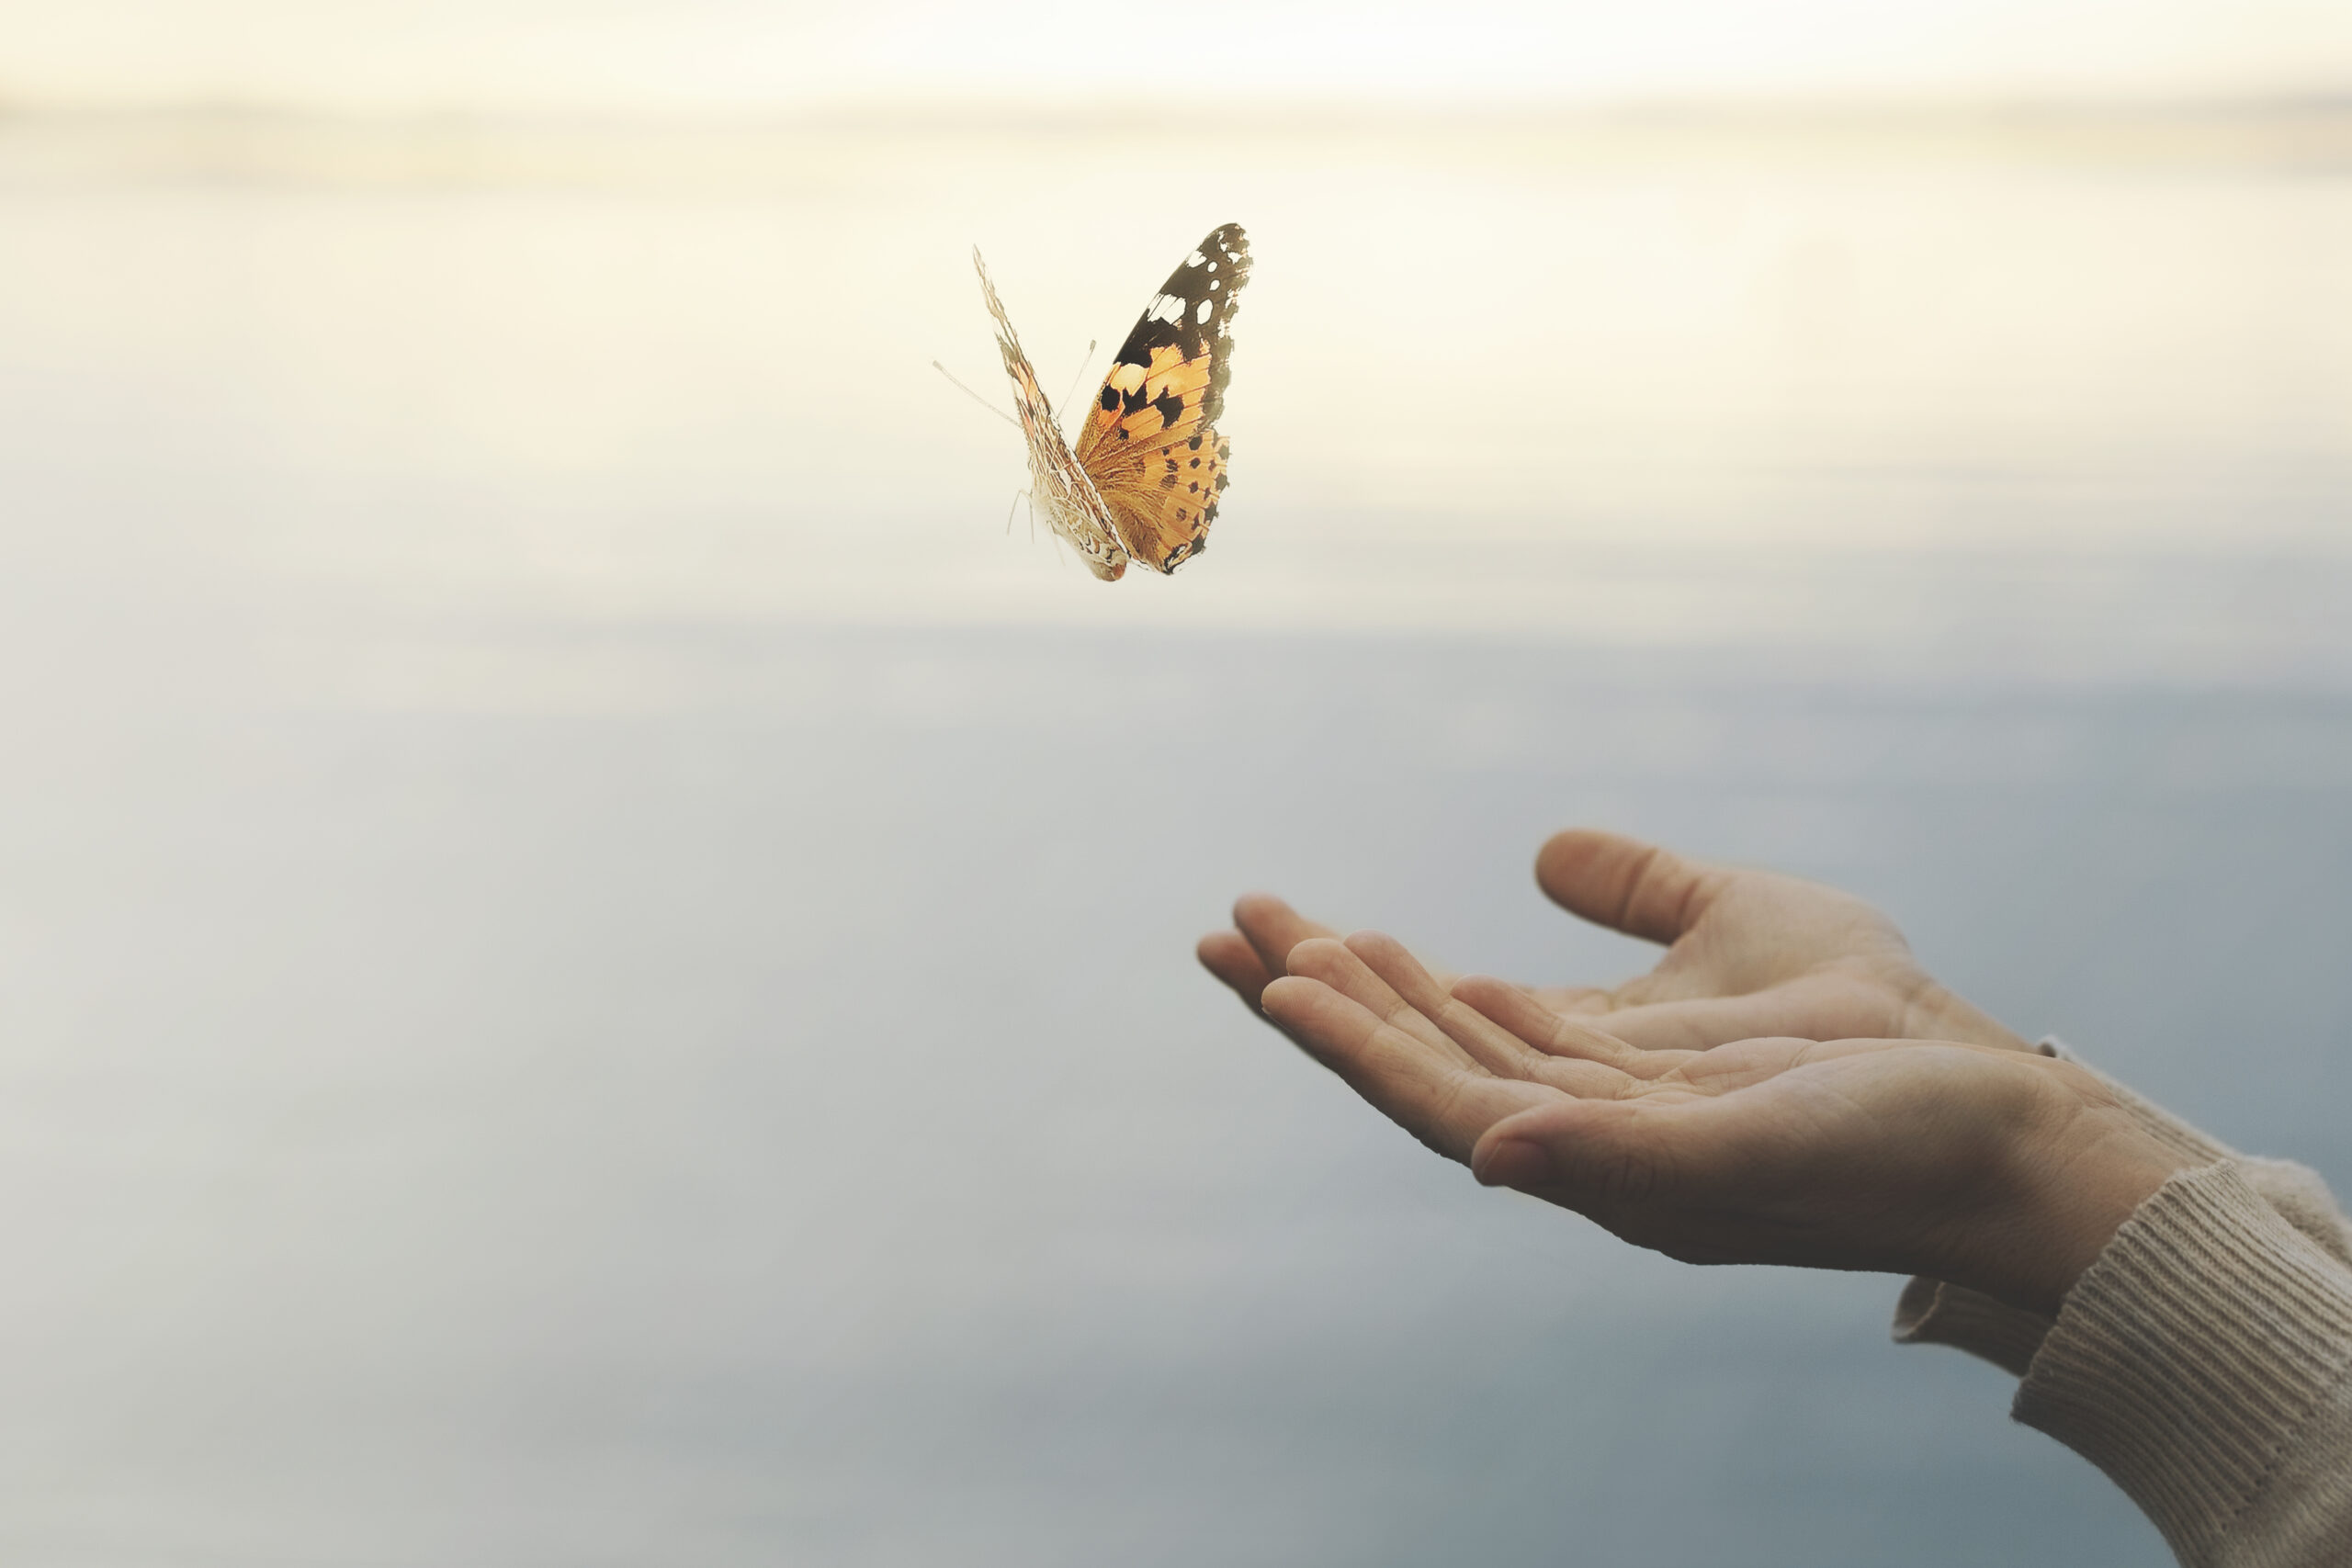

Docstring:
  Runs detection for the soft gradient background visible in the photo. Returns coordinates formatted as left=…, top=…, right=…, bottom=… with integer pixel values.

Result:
left=2, top=6, right=2348, bottom=1564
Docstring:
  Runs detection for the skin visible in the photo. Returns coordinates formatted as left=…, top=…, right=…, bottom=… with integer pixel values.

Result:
left=1198, top=829, right=2190, bottom=1315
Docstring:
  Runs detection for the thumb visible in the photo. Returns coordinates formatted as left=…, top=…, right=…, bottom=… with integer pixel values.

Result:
left=1534, top=829, right=1733, bottom=946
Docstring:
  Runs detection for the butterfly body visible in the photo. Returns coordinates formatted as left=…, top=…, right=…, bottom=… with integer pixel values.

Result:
left=974, top=224, right=1250, bottom=580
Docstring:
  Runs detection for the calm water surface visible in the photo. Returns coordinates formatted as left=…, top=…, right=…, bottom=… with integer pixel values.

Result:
left=0, top=113, right=2347, bottom=1564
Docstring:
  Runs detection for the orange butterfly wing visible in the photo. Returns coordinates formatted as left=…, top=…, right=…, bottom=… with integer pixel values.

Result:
left=1072, top=224, right=1250, bottom=573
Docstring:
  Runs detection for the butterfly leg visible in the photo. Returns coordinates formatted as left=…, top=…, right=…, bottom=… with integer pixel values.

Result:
left=1004, top=489, right=1031, bottom=536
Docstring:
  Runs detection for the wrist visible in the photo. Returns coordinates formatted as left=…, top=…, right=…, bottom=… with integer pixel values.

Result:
left=1971, top=1089, right=2190, bottom=1314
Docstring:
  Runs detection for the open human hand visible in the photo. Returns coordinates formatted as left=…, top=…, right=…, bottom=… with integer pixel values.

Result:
left=1198, top=828, right=2030, bottom=1056
left=1263, top=931, right=2187, bottom=1314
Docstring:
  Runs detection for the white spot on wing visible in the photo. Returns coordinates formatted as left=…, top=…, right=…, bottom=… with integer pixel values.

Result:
left=1147, top=293, right=1183, bottom=324
left=1195, top=298, right=1214, bottom=323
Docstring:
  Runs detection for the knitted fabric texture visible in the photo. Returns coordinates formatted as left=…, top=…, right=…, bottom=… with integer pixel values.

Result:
left=2014, top=1162, right=2352, bottom=1566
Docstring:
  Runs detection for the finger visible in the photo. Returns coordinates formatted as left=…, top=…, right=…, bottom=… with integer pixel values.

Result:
left=1534, top=829, right=1736, bottom=946
left=1346, top=934, right=1639, bottom=1096
left=1199, top=929, right=1328, bottom=1062
left=1261, top=976, right=1558, bottom=1163
left=1232, top=894, right=1340, bottom=988
left=1197, top=929, right=1276, bottom=1006
left=1450, top=975, right=1666, bottom=1074
left=1345, top=931, right=1555, bottom=1078
left=1284, top=937, right=1482, bottom=1072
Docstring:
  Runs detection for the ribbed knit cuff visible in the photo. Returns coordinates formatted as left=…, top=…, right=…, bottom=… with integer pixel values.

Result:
left=1892, top=1277, right=2052, bottom=1378
left=2238, top=1156, right=2352, bottom=1271
left=2014, top=1162, right=2352, bottom=1566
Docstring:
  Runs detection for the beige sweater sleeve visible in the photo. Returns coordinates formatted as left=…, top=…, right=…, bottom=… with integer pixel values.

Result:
left=2017, top=1162, right=2352, bottom=1566
left=1890, top=1041, right=2352, bottom=1565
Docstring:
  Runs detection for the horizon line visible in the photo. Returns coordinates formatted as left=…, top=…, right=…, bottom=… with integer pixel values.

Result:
left=4, top=87, right=2351, bottom=132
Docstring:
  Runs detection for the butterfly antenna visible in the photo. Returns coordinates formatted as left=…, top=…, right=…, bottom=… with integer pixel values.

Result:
left=933, top=360, right=1019, bottom=430
left=1055, top=339, right=1098, bottom=434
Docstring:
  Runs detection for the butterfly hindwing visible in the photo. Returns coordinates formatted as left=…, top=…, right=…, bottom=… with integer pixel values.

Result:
left=1073, top=224, right=1250, bottom=573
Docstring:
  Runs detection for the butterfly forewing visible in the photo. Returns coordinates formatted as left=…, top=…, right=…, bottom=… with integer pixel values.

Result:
left=1072, top=224, right=1250, bottom=573
left=974, top=249, right=1131, bottom=581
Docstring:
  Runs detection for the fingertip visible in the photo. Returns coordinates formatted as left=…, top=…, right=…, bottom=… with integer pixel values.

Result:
left=1197, top=930, right=1270, bottom=991
left=1283, top=935, right=1350, bottom=977
left=1534, top=827, right=1633, bottom=901
left=1470, top=1134, right=1559, bottom=1190
left=1236, top=893, right=1341, bottom=980
left=1448, top=974, right=1532, bottom=1031
left=1474, top=1096, right=1590, bottom=1180
left=1231, top=891, right=1293, bottom=926
left=1449, top=974, right=1564, bottom=1042
left=1535, top=826, right=1613, bottom=871
left=1257, top=974, right=1322, bottom=1021
left=1450, top=972, right=1510, bottom=1003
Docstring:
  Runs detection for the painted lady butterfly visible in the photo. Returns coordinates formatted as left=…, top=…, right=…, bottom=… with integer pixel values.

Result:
left=974, top=224, right=1250, bottom=581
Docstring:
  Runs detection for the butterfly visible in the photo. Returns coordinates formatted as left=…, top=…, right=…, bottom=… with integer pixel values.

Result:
left=971, top=224, right=1250, bottom=581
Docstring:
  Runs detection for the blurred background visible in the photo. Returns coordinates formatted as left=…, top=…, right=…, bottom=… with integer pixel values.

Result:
left=2, top=4, right=2348, bottom=1563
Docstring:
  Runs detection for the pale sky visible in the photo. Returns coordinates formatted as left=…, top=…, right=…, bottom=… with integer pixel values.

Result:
left=3, top=0, right=2349, bottom=114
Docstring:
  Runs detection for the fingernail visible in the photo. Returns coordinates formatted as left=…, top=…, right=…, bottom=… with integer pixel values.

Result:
left=1476, top=1137, right=1557, bottom=1190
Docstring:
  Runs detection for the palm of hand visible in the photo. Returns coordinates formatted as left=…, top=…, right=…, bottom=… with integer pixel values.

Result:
left=1477, top=1031, right=2042, bottom=1272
